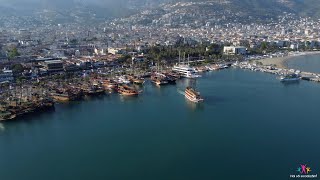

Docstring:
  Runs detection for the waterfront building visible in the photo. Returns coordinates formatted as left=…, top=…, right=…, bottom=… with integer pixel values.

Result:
left=223, top=46, right=247, bottom=55
left=290, top=44, right=299, bottom=50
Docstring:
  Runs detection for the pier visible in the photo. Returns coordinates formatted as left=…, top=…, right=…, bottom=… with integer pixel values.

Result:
left=233, top=61, right=320, bottom=83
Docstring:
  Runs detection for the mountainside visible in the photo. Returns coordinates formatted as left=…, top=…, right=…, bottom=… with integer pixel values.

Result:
left=0, top=0, right=320, bottom=25
left=149, top=0, right=320, bottom=19
left=0, top=0, right=136, bottom=22
left=223, top=0, right=320, bottom=18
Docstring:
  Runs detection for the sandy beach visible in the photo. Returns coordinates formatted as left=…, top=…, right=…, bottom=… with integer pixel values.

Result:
left=257, top=51, right=320, bottom=69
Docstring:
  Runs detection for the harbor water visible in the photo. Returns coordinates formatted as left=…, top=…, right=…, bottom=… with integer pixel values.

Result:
left=286, top=54, right=320, bottom=73
left=0, top=68, right=320, bottom=180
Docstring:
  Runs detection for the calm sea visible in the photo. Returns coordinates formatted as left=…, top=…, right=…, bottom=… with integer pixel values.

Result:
left=286, top=54, right=320, bottom=73
left=0, top=69, right=320, bottom=180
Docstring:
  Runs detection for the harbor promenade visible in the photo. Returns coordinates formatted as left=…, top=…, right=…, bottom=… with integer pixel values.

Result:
left=233, top=61, right=320, bottom=83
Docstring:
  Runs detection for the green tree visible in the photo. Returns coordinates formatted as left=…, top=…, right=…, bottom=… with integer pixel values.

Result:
left=8, top=47, right=20, bottom=60
left=261, top=42, right=268, bottom=50
left=11, top=64, right=24, bottom=74
left=70, top=39, right=78, bottom=45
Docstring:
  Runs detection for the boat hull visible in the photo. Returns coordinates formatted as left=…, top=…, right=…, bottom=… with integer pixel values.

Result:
left=51, top=95, right=70, bottom=102
left=117, top=85, right=139, bottom=96
left=185, top=95, right=204, bottom=103
left=119, top=92, right=139, bottom=96
left=280, top=78, right=300, bottom=82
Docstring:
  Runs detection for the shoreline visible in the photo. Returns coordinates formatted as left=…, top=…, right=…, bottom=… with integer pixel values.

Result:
left=257, top=51, right=320, bottom=69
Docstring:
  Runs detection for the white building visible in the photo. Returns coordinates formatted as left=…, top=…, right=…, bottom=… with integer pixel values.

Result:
left=0, top=69, right=14, bottom=83
left=94, top=48, right=106, bottom=56
left=290, top=44, right=299, bottom=50
left=223, top=46, right=247, bottom=55
left=107, top=48, right=125, bottom=55
left=75, top=50, right=81, bottom=57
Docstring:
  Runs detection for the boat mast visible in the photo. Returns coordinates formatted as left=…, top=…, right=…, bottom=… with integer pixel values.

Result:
left=131, top=57, right=134, bottom=75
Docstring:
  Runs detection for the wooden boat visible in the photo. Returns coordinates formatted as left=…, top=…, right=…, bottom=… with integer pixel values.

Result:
left=185, top=87, right=204, bottom=103
left=117, top=85, right=139, bottom=96
left=211, top=65, right=220, bottom=70
left=82, top=85, right=105, bottom=96
left=34, top=98, right=55, bottom=111
left=163, top=74, right=177, bottom=84
left=101, top=79, right=118, bottom=90
left=50, top=89, right=83, bottom=102
left=130, top=76, right=145, bottom=85
left=0, top=98, right=54, bottom=121
left=168, top=72, right=181, bottom=79
left=151, top=75, right=168, bottom=86
left=0, top=111, right=17, bottom=121
left=196, top=67, right=208, bottom=72
left=51, top=93, right=70, bottom=102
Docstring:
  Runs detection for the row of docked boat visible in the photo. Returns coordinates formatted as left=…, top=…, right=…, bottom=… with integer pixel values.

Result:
left=114, top=75, right=145, bottom=85
left=232, top=61, right=302, bottom=82
left=172, top=63, right=231, bottom=76
left=0, top=97, right=54, bottom=122
left=203, top=64, right=231, bottom=71
left=50, top=88, right=86, bottom=102
left=0, top=63, right=207, bottom=121
left=151, top=72, right=177, bottom=86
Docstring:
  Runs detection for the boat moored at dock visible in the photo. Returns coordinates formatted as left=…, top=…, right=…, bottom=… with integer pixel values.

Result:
left=117, top=84, right=140, bottom=96
left=151, top=74, right=169, bottom=86
left=280, top=73, right=301, bottom=82
left=82, top=85, right=105, bottom=96
left=101, top=79, right=118, bottom=90
left=50, top=89, right=83, bottom=102
left=129, top=76, right=145, bottom=85
left=172, top=65, right=201, bottom=78
left=0, top=98, right=55, bottom=121
left=0, top=112, right=17, bottom=121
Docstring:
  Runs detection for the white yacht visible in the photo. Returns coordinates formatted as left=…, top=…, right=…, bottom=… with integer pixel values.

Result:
left=117, top=76, right=131, bottom=84
left=280, top=73, right=300, bottom=82
left=172, top=65, right=201, bottom=78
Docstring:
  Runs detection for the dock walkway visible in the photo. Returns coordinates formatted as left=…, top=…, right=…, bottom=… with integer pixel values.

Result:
left=233, top=62, right=320, bottom=83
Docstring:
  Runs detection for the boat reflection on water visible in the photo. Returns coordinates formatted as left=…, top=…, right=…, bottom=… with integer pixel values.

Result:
left=185, top=98, right=204, bottom=111
left=282, top=81, right=300, bottom=87
left=119, top=94, right=140, bottom=103
left=183, top=78, right=197, bottom=88
left=0, top=123, right=5, bottom=132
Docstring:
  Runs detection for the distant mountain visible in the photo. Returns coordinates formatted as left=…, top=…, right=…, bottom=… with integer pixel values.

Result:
left=141, top=0, right=320, bottom=19
left=1, top=0, right=320, bottom=25
left=221, top=0, right=320, bottom=18
left=0, top=0, right=136, bottom=21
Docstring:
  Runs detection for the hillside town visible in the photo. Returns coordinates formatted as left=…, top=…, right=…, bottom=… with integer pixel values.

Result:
left=1, top=1, right=320, bottom=121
